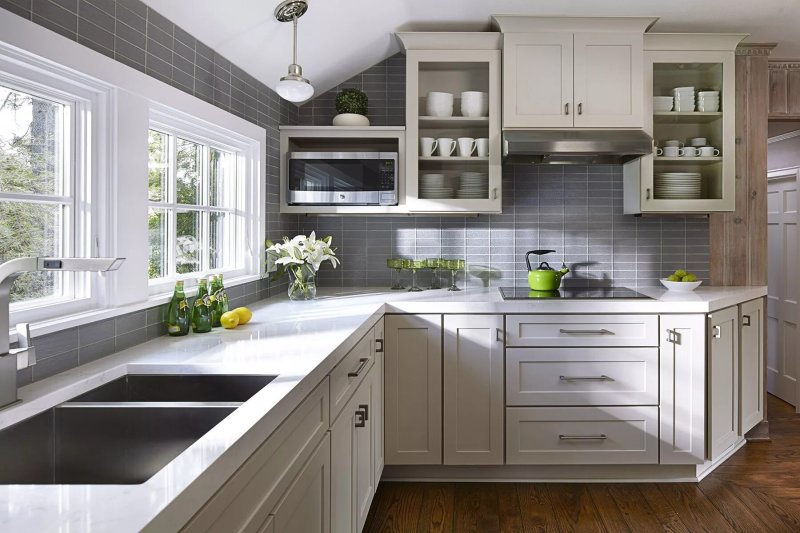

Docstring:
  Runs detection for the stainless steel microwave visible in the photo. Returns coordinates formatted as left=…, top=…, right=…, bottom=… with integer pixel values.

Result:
left=287, top=152, right=398, bottom=206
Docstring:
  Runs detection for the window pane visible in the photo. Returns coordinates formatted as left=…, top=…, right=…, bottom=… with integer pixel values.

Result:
left=148, top=207, right=167, bottom=279
left=176, top=138, right=201, bottom=205
left=0, top=200, right=64, bottom=303
left=209, top=148, right=235, bottom=207
left=0, top=85, right=64, bottom=196
left=148, top=130, right=168, bottom=202
left=209, top=211, right=229, bottom=270
left=176, top=210, right=201, bottom=274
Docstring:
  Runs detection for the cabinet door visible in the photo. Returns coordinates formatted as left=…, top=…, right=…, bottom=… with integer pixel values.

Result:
left=373, top=318, right=384, bottom=483
left=443, top=315, right=504, bottom=465
left=271, top=434, right=331, bottom=533
left=503, top=33, right=573, bottom=128
left=385, top=314, right=442, bottom=465
left=740, top=299, right=765, bottom=434
left=573, top=33, right=643, bottom=127
left=709, top=306, right=740, bottom=460
left=660, top=314, right=706, bottom=464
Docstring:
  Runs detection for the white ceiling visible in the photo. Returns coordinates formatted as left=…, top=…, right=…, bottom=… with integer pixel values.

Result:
left=143, top=0, right=800, bottom=100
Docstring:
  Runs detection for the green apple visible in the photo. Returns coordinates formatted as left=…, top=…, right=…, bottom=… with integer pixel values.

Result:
left=682, top=274, right=698, bottom=282
left=674, top=269, right=687, bottom=278
left=667, top=274, right=680, bottom=282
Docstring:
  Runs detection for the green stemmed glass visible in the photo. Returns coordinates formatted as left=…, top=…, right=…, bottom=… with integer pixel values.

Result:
left=446, top=259, right=465, bottom=291
left=387, top=258, right=405, bottom=290
left=426, top=258, right=443, bottom=289
left=407, top=259, right=425, bottom=292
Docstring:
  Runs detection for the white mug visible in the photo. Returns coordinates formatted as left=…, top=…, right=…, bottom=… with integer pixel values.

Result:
left=436, top=137, right=457, bottom=157
left=690, top=137, right=707, bottom=147
left=460, top=91, right=489, bottom=118
left=663, top=146, right=680, bottom=157
left=654, top=147, right=664, bottom=156
left=664, top=140, right=683, bottom=148
left=457, top=137, right=476, bottom=157
left=680, top=146, right=699, bottom=157
left=420, top=137, right=438, bottom=157
left=698, top=146, right=721, bottom=157
left=475, top=138, right=489, bottom=157
left=426, top=91, right=454, bottom=117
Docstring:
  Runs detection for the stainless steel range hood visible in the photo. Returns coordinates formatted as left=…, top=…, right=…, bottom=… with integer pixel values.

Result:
left=503, top=130, right=653, bottom=165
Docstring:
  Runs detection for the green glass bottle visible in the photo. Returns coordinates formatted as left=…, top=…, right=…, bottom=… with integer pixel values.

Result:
left=165, top=280, right=190, bottom=336
left=192, top=278, right=213, bottom=333
left=209, top=274, right=229, bottom=328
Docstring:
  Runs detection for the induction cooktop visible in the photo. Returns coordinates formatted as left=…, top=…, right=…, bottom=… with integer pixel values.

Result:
left=499, top=286, right=651, bottom=300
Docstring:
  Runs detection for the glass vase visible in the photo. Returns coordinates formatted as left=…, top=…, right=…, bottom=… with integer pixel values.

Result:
left=288, top=264, right=317, bottom=301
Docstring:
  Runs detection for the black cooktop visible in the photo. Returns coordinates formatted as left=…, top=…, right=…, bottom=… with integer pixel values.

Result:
left=499, top=286, right=651, bottom=300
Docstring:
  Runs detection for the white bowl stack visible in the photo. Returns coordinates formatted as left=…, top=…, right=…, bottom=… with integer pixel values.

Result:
left=672, top=86, right=695, bottom=112
left=655, top=172, right=702, bottom=199
left=456, top=172, right=488, bottom=199
left=419, top=173, right=453, bottom=199
left=697, top=91, right=720, bottom=112
left=653, top=96, right=674, bottom=112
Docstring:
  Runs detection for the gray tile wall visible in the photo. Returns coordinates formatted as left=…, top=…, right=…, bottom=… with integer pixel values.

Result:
left=0, top=0, right=301, bottom=383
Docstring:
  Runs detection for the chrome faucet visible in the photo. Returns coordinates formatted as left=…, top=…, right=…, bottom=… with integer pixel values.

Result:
left=0, top=257, right=125, bottom=409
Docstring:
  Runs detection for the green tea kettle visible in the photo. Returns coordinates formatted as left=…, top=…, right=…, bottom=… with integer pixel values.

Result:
left=526, top=250, right=570, bottom=291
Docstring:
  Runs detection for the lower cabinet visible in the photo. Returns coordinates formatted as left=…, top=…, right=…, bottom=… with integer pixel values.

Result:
left=740, top=298, right=765, bottom=434
left=708, top=306, right=739, bottom=460
left=372, top=317, right=385, bottom=483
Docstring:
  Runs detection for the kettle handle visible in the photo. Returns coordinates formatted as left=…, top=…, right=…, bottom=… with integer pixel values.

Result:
left=525, top=250, right=555, bottom=271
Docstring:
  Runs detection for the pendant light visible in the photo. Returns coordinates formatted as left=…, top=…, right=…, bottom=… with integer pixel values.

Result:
left=274, top=0, right=314, bottom=102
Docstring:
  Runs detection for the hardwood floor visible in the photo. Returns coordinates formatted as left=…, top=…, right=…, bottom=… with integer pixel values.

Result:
left=364, top=395, right=800, bottom=532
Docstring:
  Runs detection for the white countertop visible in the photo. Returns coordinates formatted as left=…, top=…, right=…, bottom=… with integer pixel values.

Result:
left=0, top=285, right=767, bottom=532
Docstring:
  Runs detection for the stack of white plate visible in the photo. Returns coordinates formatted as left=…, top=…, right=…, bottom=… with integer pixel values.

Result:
left=419, top=172, right=454, bottom=199
left=653, top=96, right=674, bottom=112
left=456, top=171, right=488, bottom=199
left=673, top=86, right=695, bottom=112
left=655, top=172, right=702, bottom=199
left=697, top=91, right=720, bottom=112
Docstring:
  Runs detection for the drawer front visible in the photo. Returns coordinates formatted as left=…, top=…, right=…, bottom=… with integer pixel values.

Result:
left=506, top=347, right=658, bottom=406
left=506, top=406, right=659, bottom=464
left=330, top=330, right=374, bottom=423
left=506, top=314, right=658, bottom=347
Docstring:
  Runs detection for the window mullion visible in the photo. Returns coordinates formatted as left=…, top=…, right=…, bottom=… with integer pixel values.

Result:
left=169, top=133, right=178, bottom=280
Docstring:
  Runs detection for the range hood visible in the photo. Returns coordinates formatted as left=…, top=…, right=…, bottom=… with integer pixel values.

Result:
left=503, top=130, right=653, bottom=165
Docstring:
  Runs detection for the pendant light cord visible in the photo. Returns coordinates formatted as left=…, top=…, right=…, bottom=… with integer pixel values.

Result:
left=292, top=15, right=298, bottom=65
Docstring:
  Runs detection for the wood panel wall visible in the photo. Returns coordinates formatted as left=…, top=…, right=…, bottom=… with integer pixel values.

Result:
left=709, top=44, right=775, bottom=286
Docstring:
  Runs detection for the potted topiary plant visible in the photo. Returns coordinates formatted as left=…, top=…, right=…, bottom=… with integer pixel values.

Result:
left=332, top=88, right=370, bottom=126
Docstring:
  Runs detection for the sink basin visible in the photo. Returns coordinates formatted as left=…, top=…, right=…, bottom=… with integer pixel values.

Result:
left=0, top=374, right=277, bottom=484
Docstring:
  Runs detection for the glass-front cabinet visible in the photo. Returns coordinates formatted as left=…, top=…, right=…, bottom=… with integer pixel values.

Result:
left=623, top=35, right=744, bottom=214
left=397, top=33, right=502, bottom=213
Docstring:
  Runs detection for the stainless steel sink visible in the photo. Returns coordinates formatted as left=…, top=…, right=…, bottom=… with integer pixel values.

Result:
left=0, top=374, right=277, bottom=484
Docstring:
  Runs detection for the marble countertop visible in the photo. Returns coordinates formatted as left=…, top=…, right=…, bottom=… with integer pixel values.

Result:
left=0, top=285, right=767, bottom=532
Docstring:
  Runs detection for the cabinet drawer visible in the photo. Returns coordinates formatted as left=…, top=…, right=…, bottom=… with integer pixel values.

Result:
left=506, top=315, right=658, bottom=347
left=506, top=348, right=658, bottom=406
left=506, top=406, right=659, bottom=464
left=330, top=331, right=374, bottom=423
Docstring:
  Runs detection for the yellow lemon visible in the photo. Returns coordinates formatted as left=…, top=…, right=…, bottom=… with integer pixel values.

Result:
left=220, top=311, right=239, bottom=329
left=233, top=307, right=253, bottom=325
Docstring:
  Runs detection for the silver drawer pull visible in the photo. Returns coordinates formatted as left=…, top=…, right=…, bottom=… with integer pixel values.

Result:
left=559, top=434, right=608, bottom=440
left=742, top=315, right=751, bottom=327
left=559, top=328, right=614, bottom=335
left=375, top=338, right=384, bottom=353
left=348, top=357, right=370, bottom=378
left=559, top=375, right=614, bottom=382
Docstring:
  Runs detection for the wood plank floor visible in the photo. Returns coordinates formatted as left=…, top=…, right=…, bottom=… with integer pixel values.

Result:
left=364, top=395, right=800, bottom=532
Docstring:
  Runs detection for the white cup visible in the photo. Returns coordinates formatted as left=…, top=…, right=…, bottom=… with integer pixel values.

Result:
left=475, top=138, right=489, bottom=157
left=690, top=137, right=707, bottom=147
left=426, top=92, right=454, bottom=117
left=680, top=146, right=699, bottom=157
left=460, top=91, right=489, bottom=117
left=457, top=137, right=476, bottom=157
left=662, top=146, right=680, bottom=157
left=664, top=140, right=683, bottom=148
left=420, top=137, right=439, bottom=157
left=436, top=137, right=457, bottom=157
left=698, top=146, right=721, bottom=157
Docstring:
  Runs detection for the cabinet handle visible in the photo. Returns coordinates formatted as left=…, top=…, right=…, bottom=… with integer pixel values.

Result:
left=666, top=329, right=681, bottom=344
left=743, top=315, right=751, bottom=327
left=558, top=328, right=614, bottom=335
left=359, top=403, right=369, bottom=421
left=560, top=375, right=614, bottom=382
left=496, top=328, right=504, bottom=343
left=712, top=325, right=721, bottom=339
left=355, top=409, right=366, bottom=428
left=578, top=102, right=583, bottom=115
left=646, top=188, right=651, bottom=200
left=559, top=434, right=607, bottom=440
left=375, top=338, right=384, bottom=352
left=565, top=102, right=570, bottom=115
left=492, top=188, right=498, bottom=200
left=348, top=357, right=369, bottom=378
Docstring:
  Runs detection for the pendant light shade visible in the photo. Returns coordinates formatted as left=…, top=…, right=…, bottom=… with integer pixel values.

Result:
left=274, top=0, right=314, bottom=103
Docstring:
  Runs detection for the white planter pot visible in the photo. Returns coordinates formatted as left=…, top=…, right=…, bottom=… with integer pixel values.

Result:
left=332, top=113, right=370, bottom=126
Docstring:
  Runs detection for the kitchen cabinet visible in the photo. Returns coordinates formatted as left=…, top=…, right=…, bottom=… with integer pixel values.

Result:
left=397, top=33, right=503, bottom=214
left=708, top=306, right=739, bottom=460
left=769, top=62, right=800, bottom=118
left=372, top=318, right=385, bottom=482
left=740, top=298, right=765, bottom=434
left=506, top=314, right=658, bottom=347
left=330, top=329, right=374, bottom=423
left=659, top=314, right=706, bottom=464
left=384, top=314, right=443, bottom=464
left=443, top=315, right=504, bottom=465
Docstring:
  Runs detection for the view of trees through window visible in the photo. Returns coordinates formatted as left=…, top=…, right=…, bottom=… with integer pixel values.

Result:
left=0, top=84, right=69, bottom=304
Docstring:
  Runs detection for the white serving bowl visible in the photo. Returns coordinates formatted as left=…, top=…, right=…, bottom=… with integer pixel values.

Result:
left=660, top=279, right=703, bottom=291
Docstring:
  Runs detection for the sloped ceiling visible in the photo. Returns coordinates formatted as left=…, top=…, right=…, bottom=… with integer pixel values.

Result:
left=143, top=0, right=799, bottom=100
